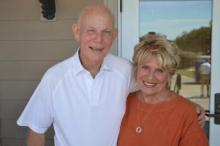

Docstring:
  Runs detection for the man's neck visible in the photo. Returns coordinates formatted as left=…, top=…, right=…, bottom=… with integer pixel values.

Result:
left=86, top=64, right=101, bottom=78
left=80, top=58, right=102, bottom=78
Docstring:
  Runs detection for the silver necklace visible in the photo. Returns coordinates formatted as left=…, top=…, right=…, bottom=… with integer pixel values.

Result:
left=135, top=91, right=171, bottom=134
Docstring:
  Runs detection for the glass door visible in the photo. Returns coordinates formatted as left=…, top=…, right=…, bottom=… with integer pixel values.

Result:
left=119, top=0, right=220, bottom=145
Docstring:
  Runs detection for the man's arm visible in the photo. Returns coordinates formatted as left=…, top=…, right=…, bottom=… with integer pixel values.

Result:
left=194, top=103, right=206, bottom=128
left=27, top=129, right=45, bottom=146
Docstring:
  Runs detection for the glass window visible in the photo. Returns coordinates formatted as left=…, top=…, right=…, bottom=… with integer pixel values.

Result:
left=139, top=0, right=212, bottom=110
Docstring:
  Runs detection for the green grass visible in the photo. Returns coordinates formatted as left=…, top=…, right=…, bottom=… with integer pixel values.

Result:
left=177, top=67, right=195, bottom=78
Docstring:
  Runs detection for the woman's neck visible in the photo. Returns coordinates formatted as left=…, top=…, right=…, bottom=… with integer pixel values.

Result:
left=138, top=90, right=173, bottom=104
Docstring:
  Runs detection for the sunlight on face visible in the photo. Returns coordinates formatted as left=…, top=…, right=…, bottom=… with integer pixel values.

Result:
left=77, top=12, right=116, bottom=64
left=136, top=56, right=170, bottom=97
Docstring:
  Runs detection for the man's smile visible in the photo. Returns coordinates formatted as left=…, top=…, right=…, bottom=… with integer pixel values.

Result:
left=89, top=46, right=104, bottom=52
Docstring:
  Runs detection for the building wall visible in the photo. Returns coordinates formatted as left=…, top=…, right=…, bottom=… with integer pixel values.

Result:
left=0, top=0, right=117, bottom=145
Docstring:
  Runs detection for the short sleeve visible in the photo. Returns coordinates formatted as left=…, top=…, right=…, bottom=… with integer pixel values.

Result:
left=17, top=71, right=54, bottom=134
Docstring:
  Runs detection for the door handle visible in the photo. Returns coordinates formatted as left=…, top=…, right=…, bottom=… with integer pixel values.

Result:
left=205, top=110, right=220, bottom=118
left=206, top=93, right=220, bottom=124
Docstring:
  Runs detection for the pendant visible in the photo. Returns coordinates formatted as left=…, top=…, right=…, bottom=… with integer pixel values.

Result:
left=135, top=126, right=142, bottom=134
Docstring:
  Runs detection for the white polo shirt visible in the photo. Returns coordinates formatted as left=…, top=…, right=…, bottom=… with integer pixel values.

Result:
left=17, top=51, right=134, bottom=146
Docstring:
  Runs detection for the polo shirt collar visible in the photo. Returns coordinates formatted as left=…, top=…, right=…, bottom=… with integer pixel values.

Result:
left=72, top=49, right=112, bottom=76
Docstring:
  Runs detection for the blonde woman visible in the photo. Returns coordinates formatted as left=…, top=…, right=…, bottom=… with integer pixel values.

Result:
left=118, top=33, right=208, bottom=146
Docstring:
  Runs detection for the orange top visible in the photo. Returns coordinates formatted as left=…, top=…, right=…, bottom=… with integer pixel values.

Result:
left=118, top=92, right=209, bottom=146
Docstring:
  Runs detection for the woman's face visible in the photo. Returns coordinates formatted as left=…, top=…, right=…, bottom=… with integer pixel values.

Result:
left=136, top=56, right=170, bottom=97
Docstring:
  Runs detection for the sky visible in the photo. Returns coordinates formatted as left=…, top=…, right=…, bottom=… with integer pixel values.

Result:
left=139, top=0, right=212, bottom=40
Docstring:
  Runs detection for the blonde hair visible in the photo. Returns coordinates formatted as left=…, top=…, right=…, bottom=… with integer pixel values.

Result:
left=133, top=33, right=180, bottom=76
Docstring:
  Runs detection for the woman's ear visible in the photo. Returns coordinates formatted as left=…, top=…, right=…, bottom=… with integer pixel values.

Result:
left=166, top=74, right=172, bottom=89
left=72, top=24, right=80, bottom=42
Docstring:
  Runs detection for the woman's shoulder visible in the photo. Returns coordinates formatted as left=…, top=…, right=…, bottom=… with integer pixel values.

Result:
left=126, top=92, right=139, bottom=105
left=174, top=94, right=198, bottom=118
left=175, top=95, right=196, bottom=109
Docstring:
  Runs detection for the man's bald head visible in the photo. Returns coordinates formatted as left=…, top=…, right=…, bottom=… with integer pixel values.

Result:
left=77, top=4, right=114, bottom=26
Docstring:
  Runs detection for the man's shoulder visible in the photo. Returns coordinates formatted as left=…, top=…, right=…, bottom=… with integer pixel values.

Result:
left=44, top=56, right=74, bottom=80
left=105, top=54, right=133, bottom=71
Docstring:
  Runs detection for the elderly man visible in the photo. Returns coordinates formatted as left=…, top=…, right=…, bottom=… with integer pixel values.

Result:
left=17, top=3, right=205, bottom=146
left=17, top=4, right=133, bottom=146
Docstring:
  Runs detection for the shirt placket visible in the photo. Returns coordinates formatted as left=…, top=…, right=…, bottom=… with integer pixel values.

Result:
left=89, top=72, right=104, bottom=105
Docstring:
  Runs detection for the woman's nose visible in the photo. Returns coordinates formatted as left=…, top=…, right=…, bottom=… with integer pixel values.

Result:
left=146, top=70, right=155, bottom=80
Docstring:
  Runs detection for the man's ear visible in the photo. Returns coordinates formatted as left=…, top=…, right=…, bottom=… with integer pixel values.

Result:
left=72, top=24, right=80, bottom=42
left=113, top=28, right=118, bottom=41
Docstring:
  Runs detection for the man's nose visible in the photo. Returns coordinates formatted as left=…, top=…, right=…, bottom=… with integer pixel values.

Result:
left=94, top=32, right=103, bottom=43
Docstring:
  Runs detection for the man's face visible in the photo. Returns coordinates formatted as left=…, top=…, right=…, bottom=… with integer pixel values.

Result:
left=73, top=12, right=117, bottom=65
